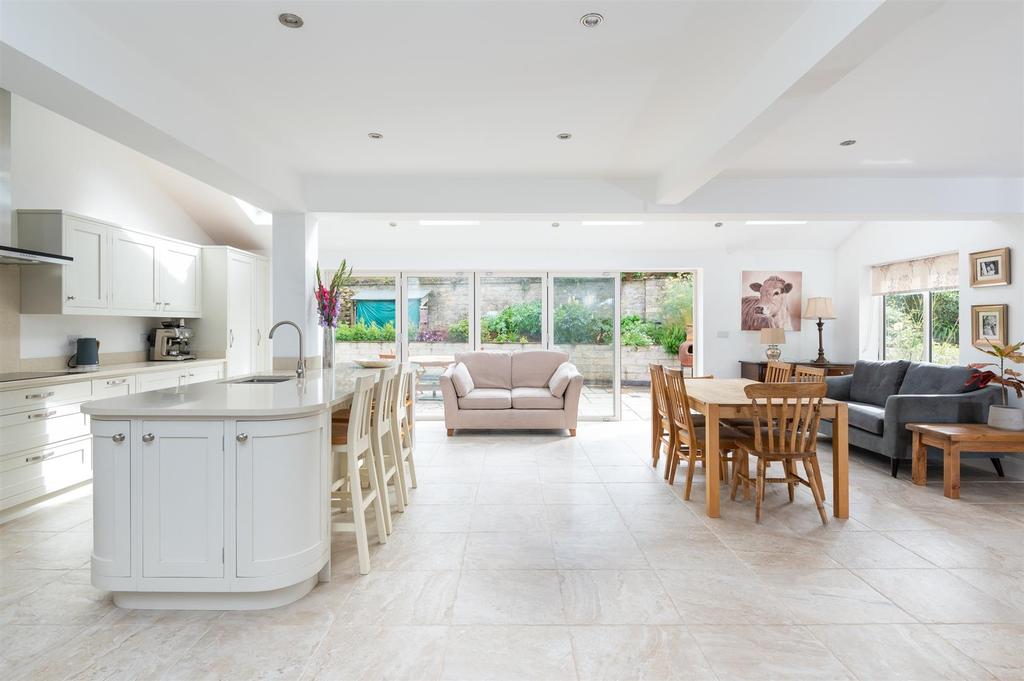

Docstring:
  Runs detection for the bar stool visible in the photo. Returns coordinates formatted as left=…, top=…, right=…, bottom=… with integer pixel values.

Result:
left=394, top=365, right=418, bottom=493
left=371, top=367, right=405, bottom=534
left=331, top=374, right=388, bottom=574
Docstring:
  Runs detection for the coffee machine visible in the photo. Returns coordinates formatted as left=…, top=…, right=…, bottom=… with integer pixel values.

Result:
left=149, top=320, right=196, bottom=361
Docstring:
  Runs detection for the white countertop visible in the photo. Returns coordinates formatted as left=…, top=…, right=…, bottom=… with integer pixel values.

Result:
left=0, top=358, right=227, bottom=391
left=81, top=365, right=384, bottom=419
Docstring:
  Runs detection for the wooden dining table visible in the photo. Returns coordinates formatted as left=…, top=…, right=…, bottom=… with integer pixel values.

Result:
left=683, top=378, right=850, bottom=519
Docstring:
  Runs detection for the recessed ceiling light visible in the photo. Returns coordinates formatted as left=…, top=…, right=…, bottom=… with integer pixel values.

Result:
left=581, top=220, right=643, bottom=226
left=418, top=220, right=480, bottom=227
left=389, top=221, right=398, bottom=227
left=233, top=197, right=273, bottom=226
left=745, top=220, right=808, bottom=226
left=839, top=139, right=857, bottom=146
left=278, top=13, right=304, bottom=28
left=556, top=132, right=573, bottom=140
left=551, top=222, right=560, bottom=228
left=368, top=132, right=383, bottom=140
left=580, top=12, right=604, bottom=28
left=714, top=222, right=723, bottom=228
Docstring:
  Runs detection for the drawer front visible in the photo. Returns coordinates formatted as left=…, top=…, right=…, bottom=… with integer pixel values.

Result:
left=185, top=365, right=222, bottom=385
left=0, top=437, right=92, bottom=508
left=1, top=380, right=93, bottom=413
left=138, top=370, right=184, bottom=392
left=92, top=375, right=135, bottom=399
left=0, top=404, right=89, bottom=457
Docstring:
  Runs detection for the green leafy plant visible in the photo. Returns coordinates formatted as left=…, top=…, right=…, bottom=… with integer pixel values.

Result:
left=481, top=301, right=542, bottom=343
left=620, top=315, right=656, bottom=348
left=554, top=299, right=595, bottom=344
left=447, top=318, right=470, bottom=343
left=658, top=324, right=688, bottom=356
left=335, top=321, right=396, bottom=342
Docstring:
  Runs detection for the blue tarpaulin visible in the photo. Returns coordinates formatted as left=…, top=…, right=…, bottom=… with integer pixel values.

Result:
left=352, top=289, right=427, bottom=328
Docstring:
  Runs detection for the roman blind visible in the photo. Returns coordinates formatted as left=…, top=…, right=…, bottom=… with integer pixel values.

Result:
left=871, top=253, right=959, bottom=295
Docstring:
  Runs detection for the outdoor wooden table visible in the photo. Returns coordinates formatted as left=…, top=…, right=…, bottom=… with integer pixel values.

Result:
left=907, top=423, right=1024, bottom=499
left=408, top=355, right=455, bottom=368
left=683, top=378, right=850, bottom=518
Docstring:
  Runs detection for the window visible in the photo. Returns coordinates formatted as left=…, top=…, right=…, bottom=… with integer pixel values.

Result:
left=874, top=253, right=959, bottom=365
left=882, top=289, right=959, bottom=364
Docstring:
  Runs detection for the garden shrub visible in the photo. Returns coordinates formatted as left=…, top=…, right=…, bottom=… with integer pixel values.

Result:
left=335, top=321, right=396, bottom=342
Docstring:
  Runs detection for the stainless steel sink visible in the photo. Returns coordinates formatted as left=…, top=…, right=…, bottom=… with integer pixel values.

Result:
left=231, top=376, right=293, bottom=384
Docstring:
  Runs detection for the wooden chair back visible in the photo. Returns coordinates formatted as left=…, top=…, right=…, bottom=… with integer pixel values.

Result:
left=794, top=365, right=826, bottom=383
left=664, top=368, right=700, bottom=446
left=743, top=382, right=826, bottom=456
left=373, top=367, right=397, bottom=436
left=649, top=364, right=670, bottom=421
left=346, top=374, right=376, bottom=453
left=764, top=361, right=794, bottom=383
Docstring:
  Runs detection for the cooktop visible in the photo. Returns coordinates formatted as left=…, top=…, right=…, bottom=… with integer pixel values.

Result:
left=0, top=371, right=73, bottom=383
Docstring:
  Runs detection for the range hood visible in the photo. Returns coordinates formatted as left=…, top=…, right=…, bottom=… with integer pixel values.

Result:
left=0, top=88, right=71, bottom=266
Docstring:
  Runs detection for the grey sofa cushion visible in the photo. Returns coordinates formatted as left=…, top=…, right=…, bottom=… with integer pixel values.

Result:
left=458, top=388, right=512, bottom=410
left=850, top=360, right=910, bottom=406
left=847, top=402, right=886, bottom=435
left=899, top=362, right=976, bottom=395
left=512, top=387, right=564, bottom=410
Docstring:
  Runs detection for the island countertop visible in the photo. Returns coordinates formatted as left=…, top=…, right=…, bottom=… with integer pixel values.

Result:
left=81, top=365, right=383, bottom=419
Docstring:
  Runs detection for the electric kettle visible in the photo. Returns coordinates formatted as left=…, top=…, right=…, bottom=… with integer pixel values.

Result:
left=68, top=338, right=100, bottom=372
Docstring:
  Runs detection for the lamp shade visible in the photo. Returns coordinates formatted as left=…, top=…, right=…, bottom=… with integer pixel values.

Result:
left=759, top=328, right=785, bottom=344
left=803, top=297, right=836, bottom=320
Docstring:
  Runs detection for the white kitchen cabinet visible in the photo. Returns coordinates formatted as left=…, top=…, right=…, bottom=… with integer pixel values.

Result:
left=158, top=240, right=202, bottom=317
left=140, top=420, right=224, bottom=578
left=193, top=247, right=272, bottom=377
left=185, top=364, right=222, bottom=385
left=18, top=211, right=110, bottom=314
left=137, top=369, right=184, bottom=392
left=91, top=421, right=131, bottom=578
left=91, top=375, right=135, bottom=400
left=110, top=228, right=160, bottom=315
left=235, top=414, right=327, bottom=577
left=0, top=436, right=92, bottom=510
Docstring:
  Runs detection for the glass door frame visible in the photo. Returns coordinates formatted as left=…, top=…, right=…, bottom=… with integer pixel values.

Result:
left=474, top=271, right=550, bottom=350
left=398, top=270, right=477, bottom=362
left=347, top=269, right=402, bottom=359
left=547, top=271, right=621, bottom=421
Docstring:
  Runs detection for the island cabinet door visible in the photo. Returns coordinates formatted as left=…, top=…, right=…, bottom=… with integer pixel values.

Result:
left=140, top=421, right=225, bottom=578
left=235, top=414, right=328, bottom=578
left=91, top=421, right=131, bottom=577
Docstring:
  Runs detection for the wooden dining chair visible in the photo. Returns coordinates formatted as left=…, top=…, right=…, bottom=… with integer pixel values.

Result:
left=764, top=361, right=794, bottom=383
left=794, top=365, right=826, bottom=383
left=663, top=369, right=744, bottom=500
left=649, top=364, right=672, bottom=469
left=730, top=382, right=828, bottom=525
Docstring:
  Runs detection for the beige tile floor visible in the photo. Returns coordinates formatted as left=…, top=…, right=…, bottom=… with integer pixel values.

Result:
left=1, top=420, right=1023, bottom=680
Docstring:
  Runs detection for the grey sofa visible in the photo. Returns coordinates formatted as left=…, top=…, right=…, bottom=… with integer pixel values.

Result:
left=819, top=360, right=1004, bottom=477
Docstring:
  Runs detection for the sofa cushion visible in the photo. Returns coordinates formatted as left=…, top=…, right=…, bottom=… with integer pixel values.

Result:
left=850, top=360, right=910, bottom=407
left=455, top=351, right=512, bottom=389
left=548, top=362, right=574, bottom=397
left=451, top=362, right=475, bottom=397
left=512, top=350, right=569, bottom=388
left=512, top=387, right=564, bottom=409
left=899, top=362, right=976, bottom=395
left=847, top=401, right=886, bottom=435
left=458, top=388, right=512, bottom=410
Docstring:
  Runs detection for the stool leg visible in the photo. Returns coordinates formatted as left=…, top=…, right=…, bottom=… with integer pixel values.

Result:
left=348, top=449, right=372, bottom=574
left=371, top=435, right=394, bottom=534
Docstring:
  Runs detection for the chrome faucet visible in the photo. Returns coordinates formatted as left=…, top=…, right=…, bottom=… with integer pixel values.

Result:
left=268, top=320, right=305, bottom=378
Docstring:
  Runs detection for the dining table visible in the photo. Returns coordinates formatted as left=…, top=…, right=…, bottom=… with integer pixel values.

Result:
left=682, top=378, right=850, bottom=519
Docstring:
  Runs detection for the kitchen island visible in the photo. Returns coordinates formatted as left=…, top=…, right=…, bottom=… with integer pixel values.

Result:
left=82, top=365, right=379, bottom=610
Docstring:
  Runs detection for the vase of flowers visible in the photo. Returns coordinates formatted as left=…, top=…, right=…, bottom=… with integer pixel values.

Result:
left=315, top=260, right=352, bottom=371
left=967, top=340, right=1024, bottom=430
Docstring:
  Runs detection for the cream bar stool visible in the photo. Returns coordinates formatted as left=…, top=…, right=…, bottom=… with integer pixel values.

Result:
left=388, top=368, right=412, bottom=507
left=371, top=367, right=405, bottom=534
left=331, top=374, right=388, bottom=574
left=395, top=365, right=418, bottom=493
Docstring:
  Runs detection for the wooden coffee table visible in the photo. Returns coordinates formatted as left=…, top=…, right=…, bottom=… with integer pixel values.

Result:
left=906, top=423, right=1024, bottom=499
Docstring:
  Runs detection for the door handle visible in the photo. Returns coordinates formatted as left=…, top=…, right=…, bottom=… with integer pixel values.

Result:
left=112, top=433, right=126, bottom=443
left=25, top=451, right=57, bottom=463
left=27, top=410, right=57, bottom=420
left=25, top=391, right=55, bottom=400
left=142, top=433, right=155, bottom=443
left=256, top=329, right=261, bottom=346
left=236, top=433, right=248, bottom=443
left=106, top=378, right=128, bottom=386
left=229, top=329, right=234, bottom=348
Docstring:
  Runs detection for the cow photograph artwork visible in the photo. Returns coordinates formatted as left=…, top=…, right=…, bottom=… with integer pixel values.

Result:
left=741, top=271, right=803, bottom=331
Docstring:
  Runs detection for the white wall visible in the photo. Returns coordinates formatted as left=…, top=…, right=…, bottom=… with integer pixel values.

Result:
left=10, top=94, right=215, bottom=359
left=318, top=246, right=837, bottom=380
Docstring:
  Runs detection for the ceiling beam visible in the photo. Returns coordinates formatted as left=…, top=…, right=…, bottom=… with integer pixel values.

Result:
left=654, top=0, right=941, bottom=205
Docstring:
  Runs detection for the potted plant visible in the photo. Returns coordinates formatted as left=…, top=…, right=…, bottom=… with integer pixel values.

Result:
left=314, top=260, right=352, bottom=370
left=967, top=340, right=1024, bottom=430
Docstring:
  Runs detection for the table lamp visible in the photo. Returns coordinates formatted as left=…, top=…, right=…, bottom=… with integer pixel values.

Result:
left=803, top=297, right=836, bottom=364
left=759, top=328, right=785, bottom=361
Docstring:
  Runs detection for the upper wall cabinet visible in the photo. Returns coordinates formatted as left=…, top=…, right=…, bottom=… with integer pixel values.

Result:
left=17, top=210, right=205, bottom=318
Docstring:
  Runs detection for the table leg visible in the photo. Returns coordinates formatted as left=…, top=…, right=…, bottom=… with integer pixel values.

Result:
left=911, top=431, right=927, bottom=486
left=705, top=404, right=720, bottom=518
left=832, top=403, right=849, bottom=519
left=944, top=442, right=961, bottom=499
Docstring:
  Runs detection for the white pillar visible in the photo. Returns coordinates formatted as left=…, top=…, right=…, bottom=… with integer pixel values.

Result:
left=271, top=212, right=320, bottom=369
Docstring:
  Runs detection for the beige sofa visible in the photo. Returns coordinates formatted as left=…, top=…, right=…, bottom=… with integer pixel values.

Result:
left=440, top=350, right=584, bottom=436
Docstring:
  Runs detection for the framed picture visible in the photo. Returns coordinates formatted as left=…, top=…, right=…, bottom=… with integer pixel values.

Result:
left=741, top=271, right=802, bottom=331
left=971, top=304, right=1008, bottom=348
left=970, top=247, right=1010, bottom=287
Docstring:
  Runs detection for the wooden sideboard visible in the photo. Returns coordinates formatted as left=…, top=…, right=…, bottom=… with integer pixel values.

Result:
left=738, top=360, right=855, bottom=382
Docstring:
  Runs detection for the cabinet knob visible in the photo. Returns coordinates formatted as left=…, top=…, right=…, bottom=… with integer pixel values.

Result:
left=141, top=433, right=155, bottom=443
left=112, top=433, right=126, bottom=443
left=66, top=295, right=76, bottom=301
left=236, top=433, right=248, bottom=443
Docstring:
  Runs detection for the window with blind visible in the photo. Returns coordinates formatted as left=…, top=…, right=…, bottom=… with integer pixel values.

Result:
left=871, top=253, right=960, bottom=365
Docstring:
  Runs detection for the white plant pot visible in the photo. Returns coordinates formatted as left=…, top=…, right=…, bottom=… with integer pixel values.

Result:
left=988, top=405, right=1024, bottom=431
